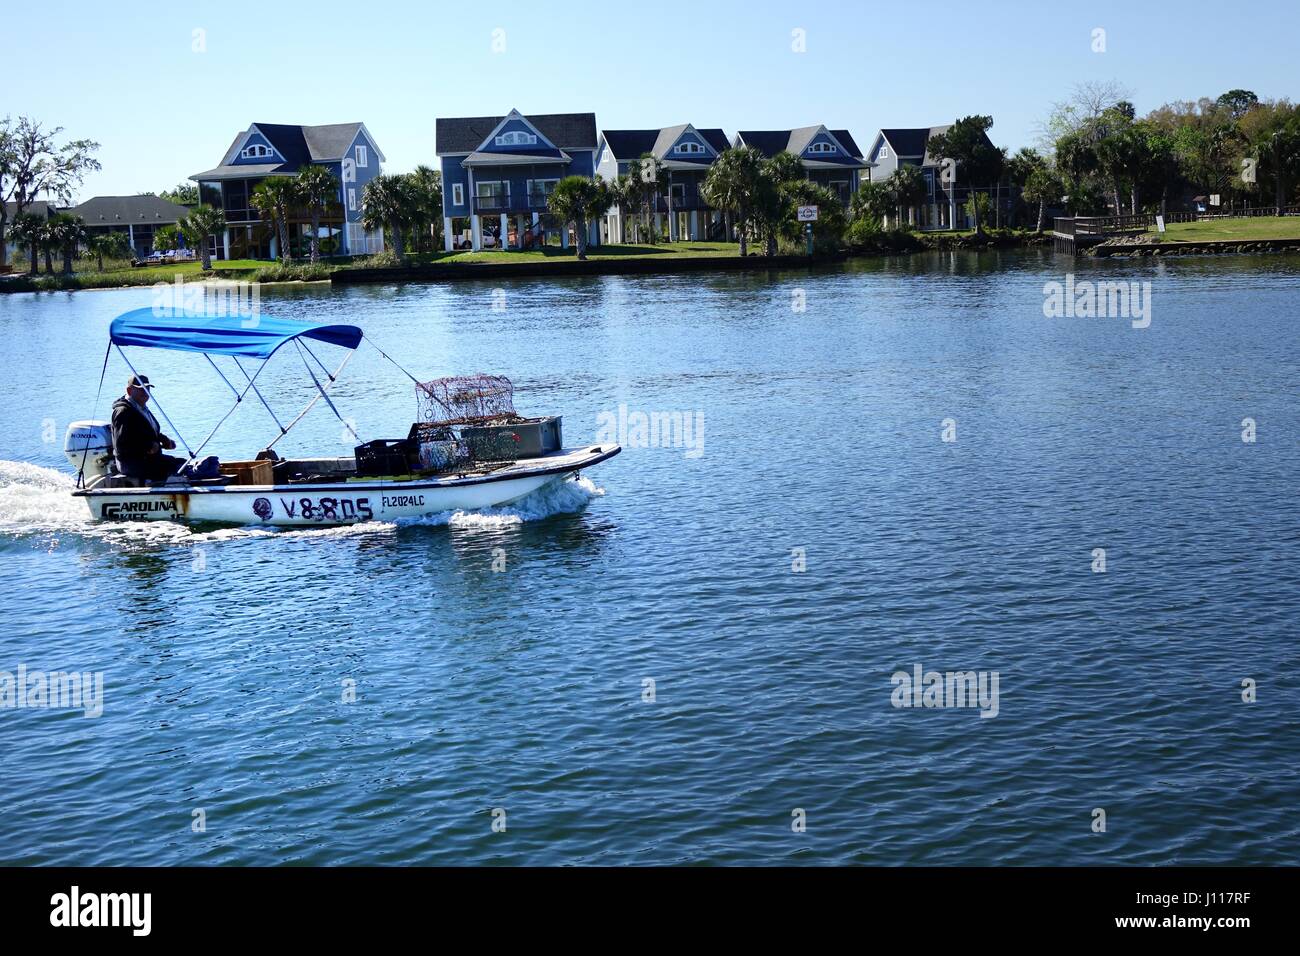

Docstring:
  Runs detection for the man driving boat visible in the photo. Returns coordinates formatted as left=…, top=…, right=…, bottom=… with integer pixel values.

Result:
left=111, top=375, right=186, bottom=482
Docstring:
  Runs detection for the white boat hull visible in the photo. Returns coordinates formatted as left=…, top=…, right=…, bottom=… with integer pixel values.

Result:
left=74, top=445, right=619, bottom=527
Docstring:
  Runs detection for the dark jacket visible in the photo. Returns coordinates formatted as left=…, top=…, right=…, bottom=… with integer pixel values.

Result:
left=111, top=396, right=166, bottom=472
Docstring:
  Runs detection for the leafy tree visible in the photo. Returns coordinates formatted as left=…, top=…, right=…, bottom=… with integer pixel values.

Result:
left=293, top=165, right=340, bottom=263
left=179, top=205, right=225, bottom=270
left=250, top=177, right=296, bottom=262
left=1215, top=90, right=1259, bottom=120
left=159, top=182, right=199, bottom=206
left=87, top=231, right=130, bottom=271
left=361, top=174, right=415, bottom=261
left=0, top=115, right=100, bottom=268
left=927, top=116, right=1003, bottom=235
left=701, top=146, right=767, bottom=255
left=546, top=176, right=611, bottom=260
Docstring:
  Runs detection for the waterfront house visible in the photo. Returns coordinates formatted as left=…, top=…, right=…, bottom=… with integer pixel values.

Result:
left=435, top=109, right=600, bottom=252
left=63, top=195, right=191, bottom=258
left=865, top=126, right=1013, bottom=231
left=190, top=122, right=386, bottom=260
left=595, top=124, right=731, bottom=242
left=731, top=126, right=870, bottom=206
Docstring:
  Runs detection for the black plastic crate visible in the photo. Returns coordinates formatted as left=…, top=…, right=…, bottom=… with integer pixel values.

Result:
left=354, top=439, right=415, bottom=477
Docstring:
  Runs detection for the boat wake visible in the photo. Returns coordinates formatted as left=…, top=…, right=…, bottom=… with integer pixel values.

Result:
left=0, top=460, right=604, bottom=547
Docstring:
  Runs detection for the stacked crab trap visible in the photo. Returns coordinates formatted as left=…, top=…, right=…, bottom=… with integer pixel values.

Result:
left=352, top=374, right=563, bottom=479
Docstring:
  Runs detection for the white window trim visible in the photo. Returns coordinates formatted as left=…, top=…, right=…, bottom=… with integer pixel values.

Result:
left=494, top=130, right=538, bottom=147
left=240, top=143, right=271, bottom=159
left=355, top=145, right=368, bottom=167
left=879, top=144, right=890, bottom=159
left=676, top=142, right=703, bottom=154
left=347, top=188, right=357, bottom=212
left=809, top=142, right=837, bottom=154
left=452, top=183, right=464, bottom=206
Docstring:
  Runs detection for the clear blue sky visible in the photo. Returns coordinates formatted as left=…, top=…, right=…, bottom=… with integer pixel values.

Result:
left=9, top=0, right=1299, bottom=201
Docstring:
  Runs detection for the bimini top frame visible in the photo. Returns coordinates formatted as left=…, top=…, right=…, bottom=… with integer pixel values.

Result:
left=83, top=308, right=387, bottom=484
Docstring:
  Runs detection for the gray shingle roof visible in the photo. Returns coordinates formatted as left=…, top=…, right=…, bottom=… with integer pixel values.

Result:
left=603, top=126, right=730, bottom=161
left=736, top=127, right=866, bottom=163
left=437, top=112, right=598, bottom=154
left=64, top=195, right=190, bottom=225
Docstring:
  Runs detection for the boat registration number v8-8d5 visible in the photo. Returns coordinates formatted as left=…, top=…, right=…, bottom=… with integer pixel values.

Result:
left=271, top=496, right=375, bottom=522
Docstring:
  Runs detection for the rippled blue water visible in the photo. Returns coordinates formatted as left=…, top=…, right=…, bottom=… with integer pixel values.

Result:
left=1, top=250, right=1297, bottom=865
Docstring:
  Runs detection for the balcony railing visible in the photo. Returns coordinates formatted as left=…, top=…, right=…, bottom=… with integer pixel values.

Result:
left=473, top=194, right=552, bottom=213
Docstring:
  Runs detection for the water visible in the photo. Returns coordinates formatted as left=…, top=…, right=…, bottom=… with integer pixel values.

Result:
left=1, top=250, right=1297, bottom=865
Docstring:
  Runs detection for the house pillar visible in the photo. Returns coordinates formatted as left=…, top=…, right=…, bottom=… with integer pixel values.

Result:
left=221, top=228, right=230, bottom=261
left=499, top=212, right=509, bottom=250
left=127, top=224, right=136, bottom=256
left=668, top=207, right=679, bottom=241
left=588, top=220, right=599, bottom=248
left=561, top=227, right=570, bottom=250
left=443, top=217, right=453, bottom=252
left=654, top=213, right=663, bottom=240
left=689, top=211, right=699, bottom=241
left=471, top=215, right=482, bottom=252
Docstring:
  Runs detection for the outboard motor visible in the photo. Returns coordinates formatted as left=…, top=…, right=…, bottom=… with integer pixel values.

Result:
left=64, top=421, right=114, bottom=482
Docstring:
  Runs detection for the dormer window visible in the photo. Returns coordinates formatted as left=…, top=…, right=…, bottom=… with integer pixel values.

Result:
left=808, top=142, right=837, bottom=154
left=495, top=130, right=537, bottom=147
left=240, top=144, right=272, bottom=159
left=878, top=144, right=890, bottom=159
left=676, top=142, right=704, bottom=154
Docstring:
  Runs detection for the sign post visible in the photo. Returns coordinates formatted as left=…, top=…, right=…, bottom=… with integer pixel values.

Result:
left=1155, top=215, right=1166, bottom=234
left=797, top=205, right=819, bottom=255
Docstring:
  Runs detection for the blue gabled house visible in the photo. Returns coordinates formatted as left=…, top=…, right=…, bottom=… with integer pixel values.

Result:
left=732, top=126, right=870, bottom=207
left=865, top=126, right=1011, bottom=231
left=435, top=109, right=599, bottom=252
left=190, top=122, right=386, bottom=260
left=595, top=124, right=731, bottom=243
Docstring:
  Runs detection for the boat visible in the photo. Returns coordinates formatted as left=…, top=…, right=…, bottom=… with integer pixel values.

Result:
left=65, top=308, right=620, bottom=527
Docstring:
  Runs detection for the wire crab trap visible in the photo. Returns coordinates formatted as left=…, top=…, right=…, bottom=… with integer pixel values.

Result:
left=416, top=374, right=518, bottom=427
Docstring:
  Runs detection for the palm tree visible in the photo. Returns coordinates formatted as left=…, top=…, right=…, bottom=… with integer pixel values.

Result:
left=8, top=213, right=45, bottom=276
left=886, top=165, right=927, bottom=229
left=250, top=177, right=296, bottom=262
left=701, top=146, right=767, bottom=255
left=47, top=214, right=87, bottom=274
left=153, top=224, right=179, bottom=255
left=293, top=165, right=340, bottom=263
left=407, top=165, right=443, bottom=252
left=361, top=174, right=414, bottom=261
left=546, top=176, right=612, bottom=260
left=1021, top=162, right=1064, bottom=233
left=39, top=218, right=58, bottom=274
left=179, top=205, right=225, bottom=270
left=88, top=231, right=129, bottom=271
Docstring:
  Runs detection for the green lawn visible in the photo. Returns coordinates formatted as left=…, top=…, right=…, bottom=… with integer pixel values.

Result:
left=1144, top=216, right=1300, bottom=243
left=0, top=257, right=327, bottom=292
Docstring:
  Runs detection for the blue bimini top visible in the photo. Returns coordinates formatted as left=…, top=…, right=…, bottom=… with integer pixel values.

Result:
left=109, top=307, right=363, bottom=359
